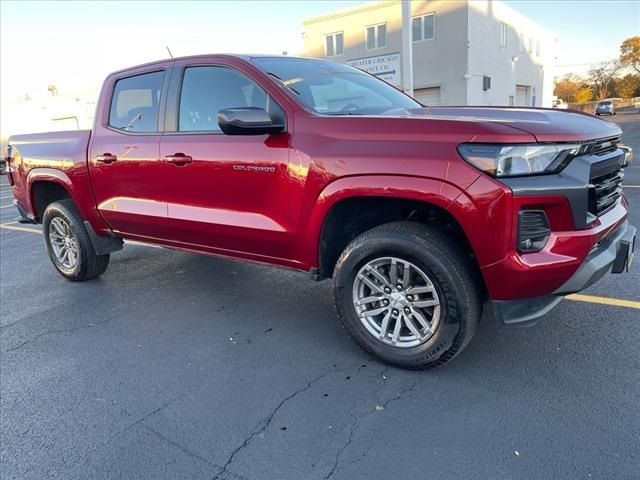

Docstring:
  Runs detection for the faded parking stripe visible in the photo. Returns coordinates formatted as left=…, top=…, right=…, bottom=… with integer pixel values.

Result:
left=566, top=293, right=640, bottom=310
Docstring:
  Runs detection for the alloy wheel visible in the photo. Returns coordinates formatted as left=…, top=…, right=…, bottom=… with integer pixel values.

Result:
left=352, top=256, right=441, bottom=348
left=49, top=217, right=80, bottom=270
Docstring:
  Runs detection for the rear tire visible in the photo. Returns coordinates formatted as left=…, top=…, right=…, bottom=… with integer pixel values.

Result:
left=43, top=199, right=110, bottom=281
left=333, top=221, right=482, bottom=369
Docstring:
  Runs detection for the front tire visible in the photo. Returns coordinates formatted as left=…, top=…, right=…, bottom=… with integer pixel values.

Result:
left=333, top=222, right=482, bottom=369
left=43, top=200, right=110, bottom=281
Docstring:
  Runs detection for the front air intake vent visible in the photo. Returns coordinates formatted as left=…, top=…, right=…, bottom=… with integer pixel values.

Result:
left=517, top=210, right=550, bottom=253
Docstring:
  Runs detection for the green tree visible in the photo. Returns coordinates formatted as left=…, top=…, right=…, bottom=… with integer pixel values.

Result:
left=620, top=36, right=640, bottom=74
left=575, top=86, right=594, bottom=103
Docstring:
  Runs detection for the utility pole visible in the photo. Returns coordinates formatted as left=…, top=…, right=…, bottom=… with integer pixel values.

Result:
left=401, top=0, right=414, bottom=96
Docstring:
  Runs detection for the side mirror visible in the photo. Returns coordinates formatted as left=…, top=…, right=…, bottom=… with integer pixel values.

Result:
left=217, top=107, right=285, bottom=135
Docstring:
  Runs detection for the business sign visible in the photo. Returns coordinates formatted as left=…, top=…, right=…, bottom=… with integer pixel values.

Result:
left=347, top=52, right=401, bottom=87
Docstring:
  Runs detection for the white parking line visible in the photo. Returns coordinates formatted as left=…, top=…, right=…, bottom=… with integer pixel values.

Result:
left=0, top=223, right=40, bottom=234
left=0, top=223, right=162, bottom=249
left=126, top=240, right=162, bottom=249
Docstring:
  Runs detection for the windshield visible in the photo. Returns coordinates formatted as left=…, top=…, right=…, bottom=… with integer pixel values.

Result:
left=252, top=57, right=421, bottom=115
left=599, top=101, right=612, bottom=106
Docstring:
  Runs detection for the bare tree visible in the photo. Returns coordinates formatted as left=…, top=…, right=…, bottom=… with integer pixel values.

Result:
left=588, top=60, right=622, bottom=100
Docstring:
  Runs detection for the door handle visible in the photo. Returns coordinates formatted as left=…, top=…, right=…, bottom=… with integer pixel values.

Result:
left=164, top=153, right=193, bottom=166
left=96, top=153, right=117, bottom=164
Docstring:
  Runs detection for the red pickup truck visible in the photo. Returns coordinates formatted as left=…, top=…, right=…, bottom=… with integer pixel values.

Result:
left=6, top=55, right=636, bottom=368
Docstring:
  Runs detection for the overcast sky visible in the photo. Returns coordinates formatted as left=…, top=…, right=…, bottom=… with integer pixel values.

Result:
left=1, top=0, right=638, bottom=114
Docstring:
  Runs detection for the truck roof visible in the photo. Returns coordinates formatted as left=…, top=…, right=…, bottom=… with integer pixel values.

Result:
left=108, top=53, right=313, bottom=76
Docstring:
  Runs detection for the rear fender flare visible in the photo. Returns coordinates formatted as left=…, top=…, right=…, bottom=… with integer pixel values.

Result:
left=26, top=168, right=109, bottom=234
left=27, top=168, right=74, bottom=217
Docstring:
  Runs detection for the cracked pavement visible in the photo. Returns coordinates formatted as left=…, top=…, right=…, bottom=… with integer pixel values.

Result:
left=1, top=115, right=639, bottom=480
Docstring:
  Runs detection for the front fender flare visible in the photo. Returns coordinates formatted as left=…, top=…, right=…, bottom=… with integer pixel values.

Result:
left=299, top=175, right=467, bottom=269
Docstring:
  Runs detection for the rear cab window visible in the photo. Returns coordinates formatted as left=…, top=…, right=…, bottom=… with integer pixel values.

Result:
left=109, top=71, right=164, bottom=132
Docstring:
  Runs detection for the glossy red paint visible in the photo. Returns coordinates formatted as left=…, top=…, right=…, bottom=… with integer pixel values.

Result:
left=483, top=198, right=629, bottom=299
left=88, top=61, right=172, bottom=239
left=6, top=54, right=631, bottom=305
left=159, top=130, right=293, bottom=257
left=7, top=130, right=106, bottom=231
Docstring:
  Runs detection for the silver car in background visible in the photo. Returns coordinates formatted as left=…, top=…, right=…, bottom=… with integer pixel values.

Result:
left=595, top=100, right=616, bottom=116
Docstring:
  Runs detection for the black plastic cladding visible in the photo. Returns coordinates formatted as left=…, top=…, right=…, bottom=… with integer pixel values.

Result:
left=517, top=210, right=551, bottom=252
left=501, top=147, right=627, bottom=230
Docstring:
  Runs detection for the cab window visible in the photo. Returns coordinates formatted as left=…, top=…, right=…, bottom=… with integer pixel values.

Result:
left=179, top=66, right=275, bottom=132
left=109, top=71, right=164, bottom=133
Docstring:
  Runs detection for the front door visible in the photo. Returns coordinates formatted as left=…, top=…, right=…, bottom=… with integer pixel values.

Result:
left=89, top=68, right=171, bottom=239
left=159, top=63, right=292, bottom=260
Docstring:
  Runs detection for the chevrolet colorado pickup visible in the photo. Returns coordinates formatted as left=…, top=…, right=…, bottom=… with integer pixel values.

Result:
left=6, top=55, right=636, bottom=369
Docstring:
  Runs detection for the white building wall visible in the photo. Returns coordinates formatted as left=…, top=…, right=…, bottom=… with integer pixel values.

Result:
left=409, top=0, right=469, bottom=105
left=302, top=0, right=555, bottom=107
left=467, top=1, right=555, bottom=106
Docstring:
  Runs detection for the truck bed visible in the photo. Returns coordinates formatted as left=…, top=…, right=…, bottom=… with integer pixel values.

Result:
left=8, top=130, right=91, bottom=222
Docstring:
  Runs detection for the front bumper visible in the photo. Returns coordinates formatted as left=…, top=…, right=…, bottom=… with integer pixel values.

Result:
left=493, top=221, right=636, bottom=326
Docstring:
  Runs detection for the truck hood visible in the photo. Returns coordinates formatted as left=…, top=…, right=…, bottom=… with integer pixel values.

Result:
left=393, top=107, right=622, bottom=143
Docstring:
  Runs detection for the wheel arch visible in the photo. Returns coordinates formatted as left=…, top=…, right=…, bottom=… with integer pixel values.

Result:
left=28, top=169, right=74, bottom=221
left=303, top=176, right=483, bottom=287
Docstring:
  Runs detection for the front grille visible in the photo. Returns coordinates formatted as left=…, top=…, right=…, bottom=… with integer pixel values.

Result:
left=589, top=149, right=625, bottom=217
left=581, top=136, right=621, bottom=156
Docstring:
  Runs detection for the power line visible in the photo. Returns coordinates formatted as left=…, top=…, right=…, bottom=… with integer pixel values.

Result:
left=555, top=59, right=617, bottom=68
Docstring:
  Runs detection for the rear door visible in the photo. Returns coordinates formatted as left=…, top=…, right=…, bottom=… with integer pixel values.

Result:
left=88, top=64, right=172, bottom=239
left=159, top=58, right=293, bottom=259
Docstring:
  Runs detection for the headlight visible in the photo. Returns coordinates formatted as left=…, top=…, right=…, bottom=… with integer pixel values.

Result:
left=458, top=143, right=581, bottom=177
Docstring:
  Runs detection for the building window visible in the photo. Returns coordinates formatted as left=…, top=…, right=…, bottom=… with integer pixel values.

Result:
left=500, top=22, right=507, bottom=47
left=324, top=32, right=344, bottom=57
left=536, top=40, right=541, bottom=56
left=366, top=23, right=387, bottom=50
left=412, top=13, right=435, bottom=42
left=519, top=32, right=524, bottom=52
left=528, top=37, right=533, bottom=54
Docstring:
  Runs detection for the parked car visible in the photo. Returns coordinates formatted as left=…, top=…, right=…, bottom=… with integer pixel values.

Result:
left=5, top=55, right=636, bottom=368
left=595, top=100, right=616, bottom=116
left=552, top=99, right=568, bottom=109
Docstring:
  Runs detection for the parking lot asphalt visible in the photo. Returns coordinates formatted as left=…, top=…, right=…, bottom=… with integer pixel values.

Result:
left=1, top=114, right=639, bottom=480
